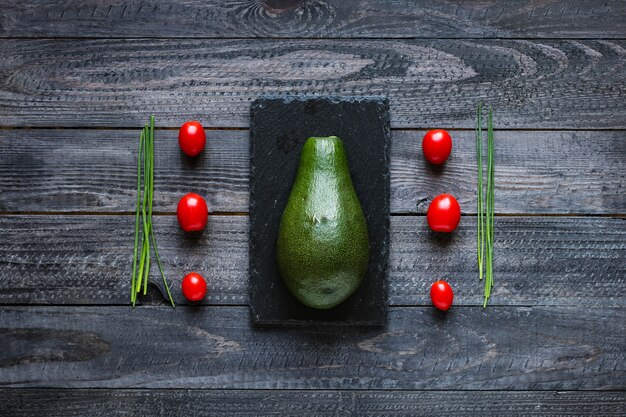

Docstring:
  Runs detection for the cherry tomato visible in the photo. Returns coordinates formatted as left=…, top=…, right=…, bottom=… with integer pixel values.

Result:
left=427, top=194, right=461, bottom=233
left=430, top=280, right=454, bottom=311
left=422, top=129, right=452, bottom=165
left=182, top=272, right=207, bottom=302
left=177, top=193, right=208, bottom=232
left=178, top=121, right=206, bottom=157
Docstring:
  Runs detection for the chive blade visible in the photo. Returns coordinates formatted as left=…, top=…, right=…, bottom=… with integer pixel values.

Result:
left=148, top=116, right=155, bottom=221
left=132, top=116, right=175, bottom=307
left=478, top=104, right=496, bottom=307
left=488, top=107, right=495, bottom=292
left=483, top=109, right=491, bottom=306
left=485, top=110, right=492, bottom=305
left=483, top=106, right=496, bottom=306
left=138, top=125, right=151, bottom=296
left=148, top=116, right=175, bottom=308
left=476, top=103, right=484, bottom=283
left=135, top=127, right=149, bottom=303
left=131, top=130, right=144, bottom=305
left=142, top=124, right=151, bottom=295
left=136, top=229, right=147, bottom=295
left=150, top=231, right=175, bottom=308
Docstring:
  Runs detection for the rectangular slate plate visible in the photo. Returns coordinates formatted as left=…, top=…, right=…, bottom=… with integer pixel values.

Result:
left=250, top=96, right=390, bottom=326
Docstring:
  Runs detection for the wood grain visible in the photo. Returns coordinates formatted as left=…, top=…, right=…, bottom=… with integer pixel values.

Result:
left=0, top=129, right=249, bottom=214
left=0, top=0, right=623, bottom=407
left=0, top=305, right=624, bottom=389
left=0, top=215, right=623, bottom=307
left=1, top=1, right=624, bottom=39
left=0, top=39, right=624, bottom=128
left=1, top=389, right=624, bottom=417
left=1, top=129, right=624, bottom=214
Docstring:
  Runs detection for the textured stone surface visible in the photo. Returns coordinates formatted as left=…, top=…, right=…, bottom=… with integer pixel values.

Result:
left=250, top=96, right=390, bottom=325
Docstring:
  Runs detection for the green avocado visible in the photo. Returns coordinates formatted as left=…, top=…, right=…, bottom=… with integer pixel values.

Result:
left=276, top=136, right=369, bottom=309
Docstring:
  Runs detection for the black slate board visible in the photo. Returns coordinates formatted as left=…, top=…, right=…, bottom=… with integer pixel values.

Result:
left=249, top=96, right=390, bottom=325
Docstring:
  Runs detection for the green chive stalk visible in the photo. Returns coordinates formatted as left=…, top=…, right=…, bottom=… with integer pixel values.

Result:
left=477, top=105, right=495, bottom=307
left=131, top=117, right=175, bottom=307
left=483, top=109, right=492, bottom=306
left=476, top=103, right=484, bottom=285
left=142, top=123, right=151, bottom=296
left=131, top=131, right=144, bottom=304
left=151, top=232, right=175, bottom=307
left=148, top=116, right=175, bottom=307
left=485, top=107, right=495, bottom=306
left=145, top=118, right=154, bottom=296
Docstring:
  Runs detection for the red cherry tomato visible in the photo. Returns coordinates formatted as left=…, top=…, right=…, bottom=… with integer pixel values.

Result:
left=182, top=272, right=207, bottom=302
left=422, top=129, right=452, bottom=164
left=178, top=121, right=206, bottom=157
left=427, top=194, right=461, bottom=233
left=430, top=280, right=454, bottom=311
left=177, top=193, right=208, bottom=232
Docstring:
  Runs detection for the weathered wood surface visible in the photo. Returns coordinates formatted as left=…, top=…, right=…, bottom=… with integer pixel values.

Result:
left=1, top=389, right=624, bottom=417
left=0, top=215, right=624, bottom=307
left=0, top=0, right=624, bottom=408
left=0, top=305, right=624, bottom=389
left=0, top=129, right=249, bottom=214
left=0, top=39, right=624, bottom=128
left=1, top=129, right=624, bottom=214
left=1, top=0, right=624, bottom=39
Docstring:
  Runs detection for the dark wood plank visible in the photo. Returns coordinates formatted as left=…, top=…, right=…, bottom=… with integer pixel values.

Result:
left=1, top=129, right=624, bottom=214
left=1, top=1, right=624, bottom=39
left=0, top=215, right=623, bottom=307
left=0, top=305, right=624, bottom=389
left=0, top=129, right=248, bottom=214
left=0, top=39, right=624, bottom=128
left=1, top=389, right=624, bottom=417
left=392, top=130, right=626, bottom=215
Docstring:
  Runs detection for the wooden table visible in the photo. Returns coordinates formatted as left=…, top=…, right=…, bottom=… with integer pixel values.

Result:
left=1, top=1, right=624, bottom=415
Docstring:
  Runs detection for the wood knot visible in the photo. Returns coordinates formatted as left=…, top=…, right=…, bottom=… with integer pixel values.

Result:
left=262, top=0, right=305, bottom=13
